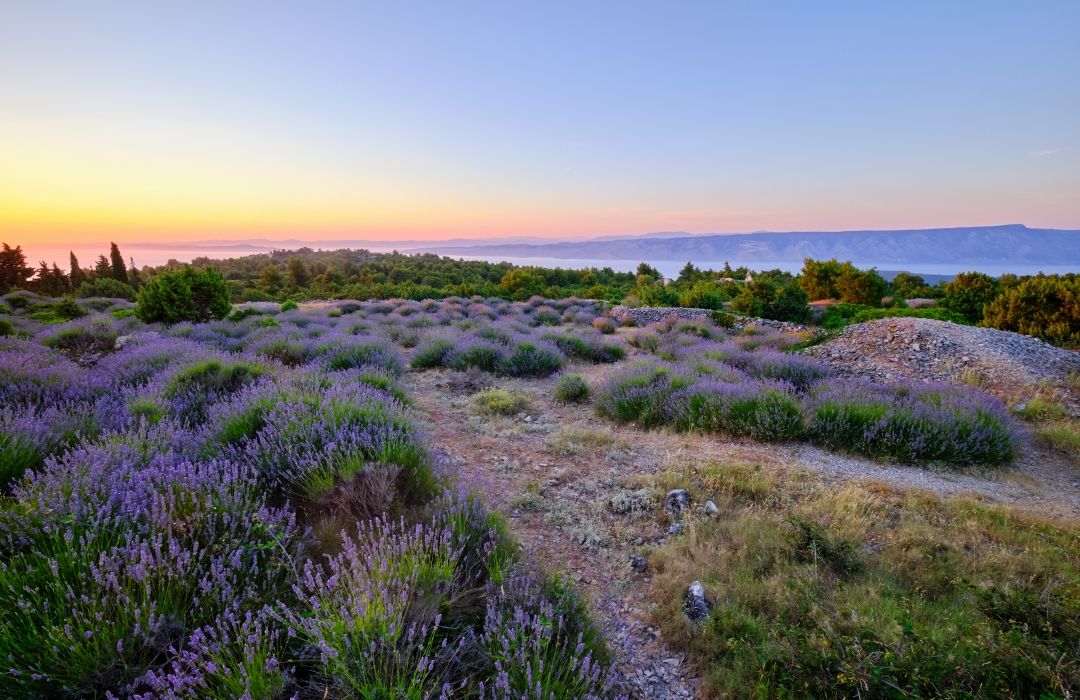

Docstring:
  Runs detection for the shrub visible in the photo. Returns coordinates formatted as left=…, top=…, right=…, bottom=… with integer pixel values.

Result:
left=665, top=381, right=804, bottom=441
left=0, top=446, right=299, bottom=696
left=0, top=318, right=13, bottom=336
left=325, top=339, right=404, bottom=376
left=595, top=364, right=693, bottom=427
left=445, top=337, right=506, bottom=372
left=136, top=266, right=231, bottom=324
left=805, top=379, right=1017, bottom=465
left=553, top=373, right=590, bottom=403
left=40, top=318, right=119, bottom=355
left=498, top=341, right=564, bottom=378
left=164, top=359, right=265, bottom=424
left=592, top=316, right=617, bottom=334
left=411, top=336, right=455, bottom=369
left=473, top=387, right=531, bottom=416
left=280, top=299, right=299, bottom=312
left=982, top=274, right=1080, bottom=347
left=942, top=271, right=1000, bottom=323
left=75, top=277, right=136, bottom=300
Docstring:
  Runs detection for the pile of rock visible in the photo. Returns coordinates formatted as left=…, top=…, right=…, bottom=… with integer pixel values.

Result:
left=805, top=317, right=1080, bottom=409
left=609, top=305, right=807, bottom=333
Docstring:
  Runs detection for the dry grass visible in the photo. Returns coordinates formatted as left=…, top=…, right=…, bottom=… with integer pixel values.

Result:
left=640, top=461, right=1080, bottom=698
left=546, top=425, right=626, bottom=456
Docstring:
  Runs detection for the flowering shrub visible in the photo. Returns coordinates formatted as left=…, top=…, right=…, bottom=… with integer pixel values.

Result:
left=498, top=341, right=565, bottom=378
left=554, top=373, right=590, bottom=403
left=805, top=379, right=1017, bottom=464
left=665, top=381, right=804, bottom=440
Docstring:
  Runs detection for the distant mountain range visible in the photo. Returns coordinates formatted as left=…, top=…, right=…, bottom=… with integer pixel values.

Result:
left=409, top=225, right=1080, bottom=267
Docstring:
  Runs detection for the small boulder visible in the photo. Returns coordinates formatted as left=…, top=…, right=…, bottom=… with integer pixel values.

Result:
left=664, top=489, right=690, bottom=516
left=630, top=555, right=648, bottom=573
left=684, top=580, right=710, bottom=622
left=703, top=500, right=719, bottom=516
left=668, top=522, right=684, bottom=535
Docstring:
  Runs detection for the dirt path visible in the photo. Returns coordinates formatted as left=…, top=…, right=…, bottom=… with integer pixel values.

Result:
left=406, top=364, right=1080, bottom=700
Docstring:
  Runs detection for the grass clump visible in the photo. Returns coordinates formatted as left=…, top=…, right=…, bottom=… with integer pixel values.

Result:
left=553, top=373, right=589, bottom=403
left=645, top=461, right=1080, bottom=698
left=472, top=387, right=531, bottom=416
left=547, top=425, right=624, bottom=456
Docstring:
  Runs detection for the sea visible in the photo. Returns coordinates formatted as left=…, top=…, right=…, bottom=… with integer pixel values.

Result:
left=13, top=242, right=1079, bottom=282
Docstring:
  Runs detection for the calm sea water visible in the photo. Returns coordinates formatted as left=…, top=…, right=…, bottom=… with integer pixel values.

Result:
left=15, top=242, right=1079, bottom=281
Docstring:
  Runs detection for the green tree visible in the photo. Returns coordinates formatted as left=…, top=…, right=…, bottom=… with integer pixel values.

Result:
left=835, top=266, right=887, bottom=306
left=678, top=280, right=726, bottom=310
left=135, top=266, right=231, bottom=324
left=678, top=261, right=701, bottom=283
left=982, top=275, right=1079, bottom=346
left=69, top=252, right=87, bottom=288
left=287, top=257, right=310, bottom=287
left=0, top=243, right=33, bottom=292
left=942, top=271, right=1000, bottom=323
left=94, top=255, right=112, bottom=277
left=636, top=262, right=660, bottom=279
left=127, top=258, right=142, bottom=288
left=732, top=277, right=810, bottom=322
left=109, top=242, right=128, bottom=283
left=890, top=272, right=930, bottom=299
left=799, top=258, right=843, bottom=300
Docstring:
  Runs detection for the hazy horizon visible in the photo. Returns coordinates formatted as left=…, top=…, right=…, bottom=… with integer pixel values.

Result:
left=3, top=3, right=1079, bottom=245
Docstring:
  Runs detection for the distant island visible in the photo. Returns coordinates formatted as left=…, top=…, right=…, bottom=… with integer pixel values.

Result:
left=410, top=224, right=1080, bottom=267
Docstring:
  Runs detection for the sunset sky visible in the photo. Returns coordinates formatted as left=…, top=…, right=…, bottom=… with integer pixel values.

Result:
left=2, top=1, right=1079, bottom=247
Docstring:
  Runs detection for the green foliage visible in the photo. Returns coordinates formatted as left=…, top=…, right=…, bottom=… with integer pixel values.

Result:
left=822, top=303, right=968, bottom=329
left=942, top=271, right=1000, bottom=323
left=28, top=298, right=87, bottom=324
left=0, top=243, right=33, bottom=293
left=731, top=276, right=810, bottom=323
left=473, top=387, right=531, bottom=416
left=0, top=318, right=12, bottom=336
left=835, top=265, right=887, bottom=306
left=411, top=338, right=455, bottom=369
left=75, top=277, right=136, bottom=300
left=279, top=299, right=299, bottom=312
left=800, top=258, right=886, bottom=306
left=553, top=373, right=590, bottom=403
left=135, top=266, right=231, bottom=324
left=678, top=280, right=728, bottom=310
left=982, top=274, right=1079, bottom=346
left=164, top=359, right=265, bottom=400
left=890, top=271, right=936, bottom=299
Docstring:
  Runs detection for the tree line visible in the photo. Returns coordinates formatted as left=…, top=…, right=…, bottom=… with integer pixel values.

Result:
left=2, top=242, right=1077, bottom=346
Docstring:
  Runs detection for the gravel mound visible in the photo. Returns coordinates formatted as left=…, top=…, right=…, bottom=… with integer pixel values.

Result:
left=806, top=317, right=1080, bottom=405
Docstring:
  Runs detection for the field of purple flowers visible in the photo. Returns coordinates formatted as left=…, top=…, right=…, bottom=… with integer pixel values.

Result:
left=0, top=291, right=627, bottom=698
left=597, top=317, right=1019, bottom=466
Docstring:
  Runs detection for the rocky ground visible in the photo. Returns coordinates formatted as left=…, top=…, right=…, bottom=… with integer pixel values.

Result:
left=405, top=328, right=1080, bottom=698
left=805, top=317, right=1080, bottom=414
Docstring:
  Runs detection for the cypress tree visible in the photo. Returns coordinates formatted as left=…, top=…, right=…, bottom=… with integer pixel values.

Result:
left=69, top=251, right=87, bottom=288
left=109, top=242, right=129, bottom=283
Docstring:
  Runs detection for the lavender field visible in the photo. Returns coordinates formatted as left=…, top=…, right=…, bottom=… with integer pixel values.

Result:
left=0, top=292, right=626, bottom=698
left=0, top=290, right=1062, bottom=699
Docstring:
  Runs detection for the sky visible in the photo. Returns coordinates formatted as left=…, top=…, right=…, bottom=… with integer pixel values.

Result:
left=2, top=1, right=1079, bottom=248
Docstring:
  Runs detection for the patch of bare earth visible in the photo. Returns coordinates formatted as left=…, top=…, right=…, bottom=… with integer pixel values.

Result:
left=406, top=353, right=1080, bottom=699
